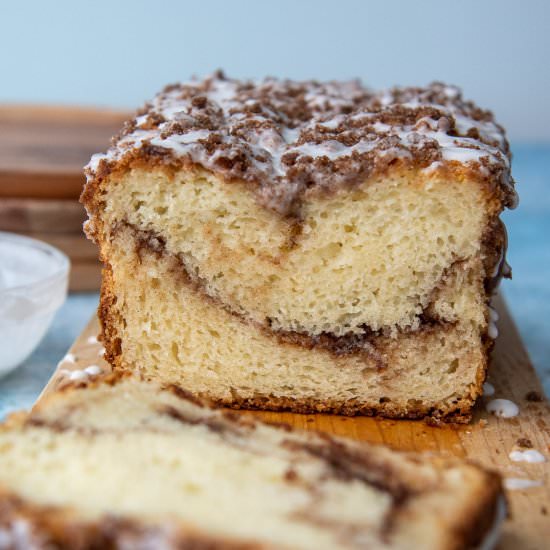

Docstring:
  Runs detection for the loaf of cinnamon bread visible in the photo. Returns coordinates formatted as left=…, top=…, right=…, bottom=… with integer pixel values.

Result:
left=81, top=72, right=517, bottom=422
left=0, top=376, right=504, bottom=549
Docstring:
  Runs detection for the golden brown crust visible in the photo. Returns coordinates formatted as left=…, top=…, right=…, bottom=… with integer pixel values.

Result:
left=193, top=391, right=475, bottom=424
left=98, top=262, right=123, bottom=370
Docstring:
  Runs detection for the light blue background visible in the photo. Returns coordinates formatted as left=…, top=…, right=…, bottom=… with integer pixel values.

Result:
left=0, top=1, right=549, bottom=416
left=0, top=0, right=549, bottom=141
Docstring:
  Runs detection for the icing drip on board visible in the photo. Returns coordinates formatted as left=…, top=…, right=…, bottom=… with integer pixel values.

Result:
left=504, top=478, right=543, bottom=490
left=59, top=365, right=103, bottom=381
left=486, top=399, right=519, bottom=418
left=509, top=449, right=546, bottom=463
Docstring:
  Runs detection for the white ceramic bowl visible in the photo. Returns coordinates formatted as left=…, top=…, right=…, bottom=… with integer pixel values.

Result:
left=0, top=232, right=69, bottom=377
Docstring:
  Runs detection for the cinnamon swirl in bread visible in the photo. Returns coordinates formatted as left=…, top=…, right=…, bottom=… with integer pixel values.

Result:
left=0, top=376, right=504, bottom=549
left=82, top=72, right=517, bottom=422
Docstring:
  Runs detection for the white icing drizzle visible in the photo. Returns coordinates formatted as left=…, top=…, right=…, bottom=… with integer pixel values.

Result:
left=98, top=346, right=106, bottom=356
left=85, top=75, right=517, bottom=214
left=84, top=365, right=102, bottom=376
left=61, top=353, right=76, bottom=364
left=60, top=365, right=103, bottom=381
left=68, top=370, right=87, bottom=381
left=509, top=449, right=546, bottom=463
left=486, top=399, right=519, bottom=418
left=504, top=477, right=543, bottom=490
left=483, top=382, right=495, bottom=397
left=87, top=335, right=99, bottom=345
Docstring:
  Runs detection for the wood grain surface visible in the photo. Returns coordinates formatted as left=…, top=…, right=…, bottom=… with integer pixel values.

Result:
left=0, top=105, right=127, bottom=199
left=68, top=262, right=102, bottom=292
left=0, top=198, right=86, bottom=234
left=39, top=293, right=549, bottom=549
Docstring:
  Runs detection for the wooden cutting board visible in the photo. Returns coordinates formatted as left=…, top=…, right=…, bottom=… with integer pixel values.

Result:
left=0, top=198, right=86, bottom=233
left=0, top=105, right=127, bottom=199
left=38, top=294, right=550, bottom=549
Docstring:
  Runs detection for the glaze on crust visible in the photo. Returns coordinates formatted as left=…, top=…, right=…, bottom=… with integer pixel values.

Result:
left=83, top=71, right=517, bottom=217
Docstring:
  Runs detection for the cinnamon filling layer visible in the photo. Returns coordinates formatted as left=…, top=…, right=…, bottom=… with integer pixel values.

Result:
left=156, top=403, right=416, bottom=529
left=281, top=438, right=415, bottom=505
left=120, top=221, right=458, bottom=363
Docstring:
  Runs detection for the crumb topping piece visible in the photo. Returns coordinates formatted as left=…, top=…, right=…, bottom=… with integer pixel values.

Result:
left=86, top=71, right=517, bottom=216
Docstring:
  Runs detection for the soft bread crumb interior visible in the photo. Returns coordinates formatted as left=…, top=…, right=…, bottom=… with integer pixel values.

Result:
left=101, top=169, right=490, bottom=336
left=105, top=232, right=484, bottom=416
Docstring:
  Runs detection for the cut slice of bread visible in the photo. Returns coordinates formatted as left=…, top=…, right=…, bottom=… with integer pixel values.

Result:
left=0, top=375, right=504, bottom=549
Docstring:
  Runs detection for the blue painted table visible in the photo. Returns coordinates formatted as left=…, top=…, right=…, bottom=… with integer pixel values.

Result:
left=1, top=144, right=549, bottom=419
